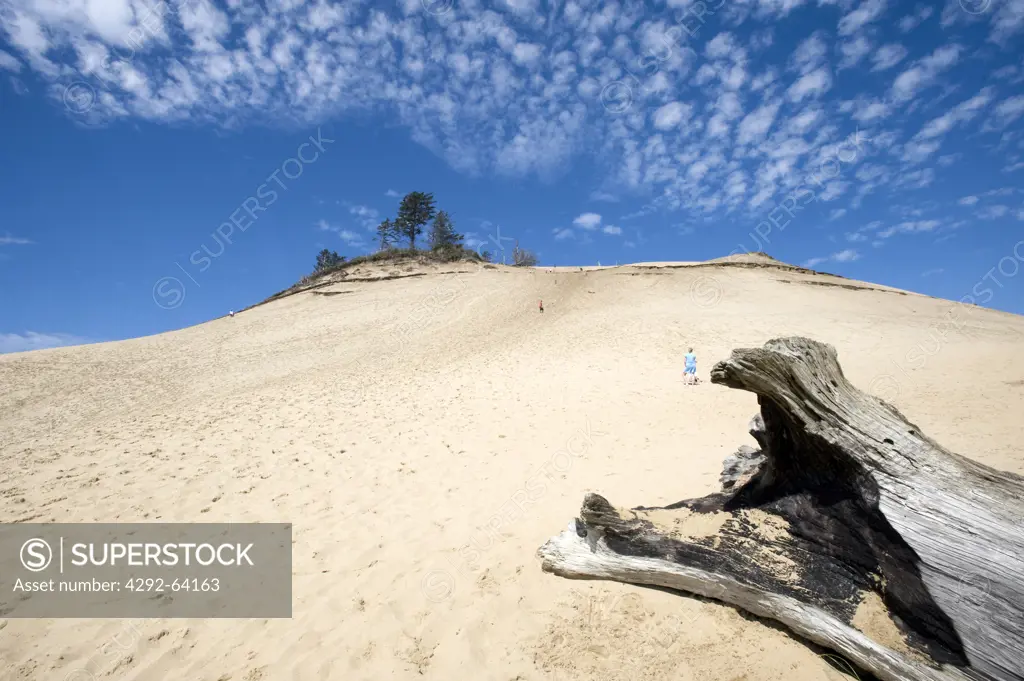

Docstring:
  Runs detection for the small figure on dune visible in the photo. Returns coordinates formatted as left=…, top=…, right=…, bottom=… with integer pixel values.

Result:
left=229, top=310, right=235, bottom=318
left=539, top=299, right=544, bottom=313
left=683, top=347, right=698, bottom=385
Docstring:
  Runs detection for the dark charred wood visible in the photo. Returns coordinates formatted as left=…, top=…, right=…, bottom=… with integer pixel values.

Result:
left=719, top=445, right=765, bottom=491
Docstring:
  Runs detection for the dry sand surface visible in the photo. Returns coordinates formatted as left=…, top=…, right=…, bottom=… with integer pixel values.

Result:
left=2, top=255, right=1023, bottom=681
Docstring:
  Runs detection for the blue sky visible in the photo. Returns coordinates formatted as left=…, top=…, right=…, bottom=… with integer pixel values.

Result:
left=1, top=0, right=1023, bottom=353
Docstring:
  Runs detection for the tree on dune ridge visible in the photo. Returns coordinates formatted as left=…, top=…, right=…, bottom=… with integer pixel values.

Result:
left=429, top=210, right=463, bottom=251
left=376, top=218, right=397, bottom=251
left=395, top=191, right=437, bottom=249
left=315, top=249, right=345, bottom=272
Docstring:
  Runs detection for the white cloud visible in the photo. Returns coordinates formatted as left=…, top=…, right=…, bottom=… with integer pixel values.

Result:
left=790, top=33, right=829, bottom=74
left=845, top=221, right=882, bottom=243
left=988, top=95, right=1024, bottom=129
left=590, top=190, right=618, bottom=202
left=500, top=0, right=539, bottom=15
left=385, top=189, right=401, bottom=198
left=877, top=220, right=941, bottom=238
left=891, top=167, right=937, bottom=191
left=512, top=42, right=543, bottom=68
left=705, top=32, right=740, bottom=60
left=0, top=50, right=21, bottom=72
left=652, top=102, right=691, bottom=130
left=872, top=44, right=908, bottom=71
left=803, top=248, right=861, bottom=269
left=572, top=212, right=602, bottom=230
left=0, top=332, right=91, bottom=354
left=991, top=65, right=1021, bottom=83
left=347, top=204, right=380, bottom=230
left=839, top=36, right=873, bottom=70
left=916, top=87, right=993, bottom=139
left=787, top=67, right=832, bottom=102
left=838, top=0, right=887, bottom=36
left=991, top=0, right=1024, bottom=43
left=737, top=101, right=781, bottom=145
left=977, top=205, right=1010, bottom=220
left=749, top=27, right=774, bottom=51
left=337, top=229, right=365, bottom=245
left=553, top=227, right=574, bottom=240
left=317, top=219, right=366, bottom=246
left=851, top=98, right=889, bottom=122
left=982, top=187, right=1019, bottom=197
left=899, top=5, right=933, bottom=32
left=916, top=114, right=955, bottom=140
left=349, top=205, right=377, bottom=218
left=958, top=196, right=979, bottom=205
left=891, top=44, right=962, bottom=102
left=0, top=233, right=33, bottom=245
left=829, top=208, right=847, bottom=221
left=901, top=138, right=941, bottom=164
left=602, top=224, right=622, bottom=235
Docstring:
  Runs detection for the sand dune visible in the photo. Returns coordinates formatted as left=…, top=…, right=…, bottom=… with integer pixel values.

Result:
left=2, top=258, right=1023, bottom=681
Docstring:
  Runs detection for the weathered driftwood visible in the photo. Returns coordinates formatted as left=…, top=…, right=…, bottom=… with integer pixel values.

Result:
left=719, top=414, right=768, bottom=491
left=538, top=337, right=1024, bottom=681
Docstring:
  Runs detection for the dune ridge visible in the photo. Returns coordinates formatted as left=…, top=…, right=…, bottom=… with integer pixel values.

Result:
left=2, top=257, right=1022, bottom=681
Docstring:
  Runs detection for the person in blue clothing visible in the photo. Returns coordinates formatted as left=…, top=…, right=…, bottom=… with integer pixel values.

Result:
left=683, top=347, right=698, bottom=385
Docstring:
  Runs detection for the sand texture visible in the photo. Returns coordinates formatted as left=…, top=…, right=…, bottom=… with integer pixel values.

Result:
left=2, top=256, right=1023, bottom=680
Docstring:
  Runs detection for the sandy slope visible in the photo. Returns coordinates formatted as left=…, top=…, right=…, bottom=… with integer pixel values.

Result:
left=2, top=258, right=1023, bottom=681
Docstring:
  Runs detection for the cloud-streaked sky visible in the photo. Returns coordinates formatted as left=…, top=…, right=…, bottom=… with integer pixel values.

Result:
left=1, top=0, right=1023, bottom=352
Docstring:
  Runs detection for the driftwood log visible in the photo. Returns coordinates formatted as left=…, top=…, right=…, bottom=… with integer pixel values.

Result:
left=538, top=337, right=1024, bottom=681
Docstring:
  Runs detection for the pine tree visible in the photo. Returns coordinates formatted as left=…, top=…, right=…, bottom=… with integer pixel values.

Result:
left=395, top=192, right=436, bottom=249
left=376, top=218, right=397, bottom=251
left=429, top=211, right=463, bottom=250
left=315, top=249, right=345, bottom=272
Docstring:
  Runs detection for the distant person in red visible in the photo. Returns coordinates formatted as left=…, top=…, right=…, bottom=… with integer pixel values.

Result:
left=539, top=300, right=544, bottom=313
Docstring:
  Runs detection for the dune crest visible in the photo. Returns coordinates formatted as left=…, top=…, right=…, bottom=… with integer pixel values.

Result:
left=2, top=259, right=1022, bottom=681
